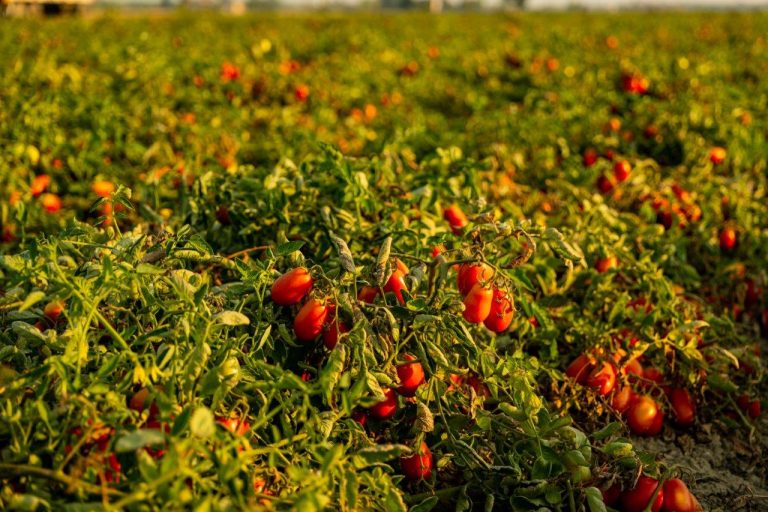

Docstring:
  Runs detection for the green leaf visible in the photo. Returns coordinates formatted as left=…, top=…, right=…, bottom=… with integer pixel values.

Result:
left=584, top=487, right=608, bottom=512
left=277, top=241, right=305, bottom=255
left=19, top=291, right=46, bottom=312
left=355, top=444, right=409, bottom=464
left=214, top=311, right=250, bottom=326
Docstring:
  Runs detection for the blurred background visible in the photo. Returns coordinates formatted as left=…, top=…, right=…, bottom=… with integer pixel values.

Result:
left=2, top=0, right=767, bottom=16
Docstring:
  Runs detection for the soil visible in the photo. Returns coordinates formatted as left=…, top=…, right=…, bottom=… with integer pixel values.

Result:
left=631, top=418, right=768, bottom=511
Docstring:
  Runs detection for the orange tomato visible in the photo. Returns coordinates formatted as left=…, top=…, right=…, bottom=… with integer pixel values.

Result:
left=271, top=268, right=313, bottom=306
left=627, top=395, right=664, bottom=436
left=620, top=475, right=664, bottom=512
left=41, top=193, right=62, bottom=213
left=565, top=354, right=595, bottom=385
left=443, top=204, right=468, bottom=234
left=384, top=269, right=408, bottom=305
left=457, top=263, right=493, bottom=296
left=662, top=478, right=700, bottom=512
left=586, top=362, right=617, bottom=396
left=293, top=298, right=330, bottom=342
left=396, top=354, right=426, bottom=397
left=483, top=288, right=514, bottom=333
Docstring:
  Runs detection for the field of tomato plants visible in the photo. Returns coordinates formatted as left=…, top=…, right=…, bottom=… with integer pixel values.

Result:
left=1, top=11, right=767, bottom=511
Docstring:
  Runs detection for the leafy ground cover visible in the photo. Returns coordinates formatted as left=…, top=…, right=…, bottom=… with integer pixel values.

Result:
left=1, top=11, right=767, bottom=511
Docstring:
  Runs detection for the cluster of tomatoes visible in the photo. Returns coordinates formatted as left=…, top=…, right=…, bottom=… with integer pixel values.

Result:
left=270, top=264, right=435, bottom=480
left=603, top=475, right=702, bottom=512
left=640, top=183, right=703, bottom=231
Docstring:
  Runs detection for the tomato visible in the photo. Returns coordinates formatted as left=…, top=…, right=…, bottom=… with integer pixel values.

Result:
left=395, top=258, right=409, bottom=275
left=668, top=388, right=696, bottom=427
left=216, top=416, right=250, bottom=436
left=443, top=204, right=468, bottom=234
left=662, top=478, right=699, bottom=512
left=462, top=284, right=493, bottom=323
left=709, top=146, right=726, bottom=165
left=129, top=388, right=160, bottom=420
left=597, top=174, right=614, bottom=194
left=583, top=148, right=599, bottom=167
left=383, top=269, right=408, bottom=305
left=595, top=255, right=618, bottom=273
left=41, top=193, right=62, bottom=213
left=30, top=174, right=51, bottom=197
left=622, top=358, right=644, bottom=378
left=719, top=226, right=737, bottom=252
left=271, top=268, right=313, bottom=306
left=602, top=483, right=622, bottom=507
left=613, top=160, right=632, bottom=182
left=396, top=354, right=426, bottom=397
left=294, top=84, right=310, bottom=102
left=369, top=388, right=397, bottom=420
left=620, top=475, right=664, bottom=512
left=457, top=263, right=493, bottom=296
left=400, top=442, right=433, bottom=480
left=351, top=410, right=367, bottom=427
left=565, top=354, right=595, bottom=385
left=430, top=245, right=445, bottom=258
left=627, top=395, right=664, bottom=436
left=484, top=288, right=514, bottom=333
left=737, top=394, right=761, bottom=419
left=586, top=362, right=617, bottom=396
left=220, top=62, right=240, bottom=81
left=293, top=298, right=330, bottom=342
left=92, top=180, right=115, bottom=198
left=323, top=320, right=349, bottom=350
left=44, top=301, right=65, bottom=322
left=358, top=285, right=378, bottom=303
left=611, top=386, right=635, bottom=414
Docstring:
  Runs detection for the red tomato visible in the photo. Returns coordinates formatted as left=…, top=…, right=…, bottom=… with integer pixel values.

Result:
left=613, top=160, right=632, bottom=182
left=484, top=288, right=514, bottom=333
left=358, top=285, right=379, bottom=303
left=41, top=193, right=62, bottom=213
left=602, top=483, right=622, bottom=507
left=92, top=180, right=115, bottom=198
left=271, top=268, right=313, bottom=306
left=44, top=301, right=65, bottom=322
left=400, top=442, right=433, bottom=480
left=565, top=354, right=595, bottom=385
left=737, top=394, right=761, bottom=419
left=220, top=62, right=240, bottom=81
left=396, top=354, right=426, bottom=397
left=443, top=204, right=468, bottom=234
left=620, top=475, right=664, bottom=512
left=662, top=478, right=699, bottom=512
left=586, top=362, right=617, bottom=396
left=719, top=227, right=737, bottom=252
left=430, top=245, right=445, bottom=258
left=351, top=410, right=367, bottom=427
left=623, top=358, right=644, bottom=378
left=384, top=269, right=408, bottom=305
left=611, top=386, right=635, bottom=414
left=462, top=284, right=493, bottom=323
left=627, top=395, right=664, bottom=436
left=583, top=148, right=599, bottom=167
left=323, top=321, right=349, bottom=350
left=369, top=388, right=397, bottom=420
left=31, top=174, right=51, bottom=197
left=216, top=416, right=250, bottom=436
left=457, top=263, right=493, bottom=296
left=709, top=147, right=726, bottom=165
left=595, top=255, right=618, bottom=273
left=668, top=388, right=696, bottom=427
left=294, top=84, right=310, bottom=102
left=293, top=299, right=330, bottom=341
left=597, top=174, right=614, bottom=194
left=642, top=367, right=665, bottom=390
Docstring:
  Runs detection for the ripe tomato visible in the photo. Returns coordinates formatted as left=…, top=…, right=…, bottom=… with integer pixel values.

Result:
left=443, top=204, right=468, bottom=234
left=597, top=174, right=614, bottom=194
left=483, top=288, right=514, bottom=333
left=586, top=362, right=617, bottom=396
left=719, top=227, right=737, bottom=252
left=44, top=301, right=65, bottom=322
left=396, top=354, right=426, bottom=397
left=620, top=475, right=664, bottom=512
left=358, top=285, right=378, bottom=303
left=595, top=255, right=618, bottom=273
left=641, top=367, right=665, bottom=390
left=400, top=442, right=433, bottom=480
left=216, top=416, right=250, bottom=436
left=601, top=483, right=622, bottom=507
left=565, top=354, right=595, bottom=385
left=457, top=263, right=493, bottom=296
left=611, top=386, right=635, bottom=414
left=41, top=193, right=62, bottom=213
left=737, top=394, right=761, bottom=419
left=369, top=388, right=397, bottom=420
left=583, top=148, right=599, bottom=167
left=462, top=284, right=493, bottom=323
left=395, top=258, right=409, bottom=275
left=709, top=146, right=726, bottom=165
left=384, top=269, right=408, bottom=305
left=662, top=478, right=700, bottom=512
left=31, top=174, right=51, bottom=197
left=322, top=321, right=349, bottom=350
left=351, top=410, right=367, bottom=427
left=668, top=388, right=696, bottom=427
left=622, top=358, right=644, bottom=378
left=627, top=395, right=664, bottom=436
left=613, top=160, right=632, bottom=182
left=92, top=180, right=115, bottom=198
left=271, top=268, right=313, bottom=306
left=293, top=298, right=330, bottom=342
left=294, top=84, right=310, bottom=102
